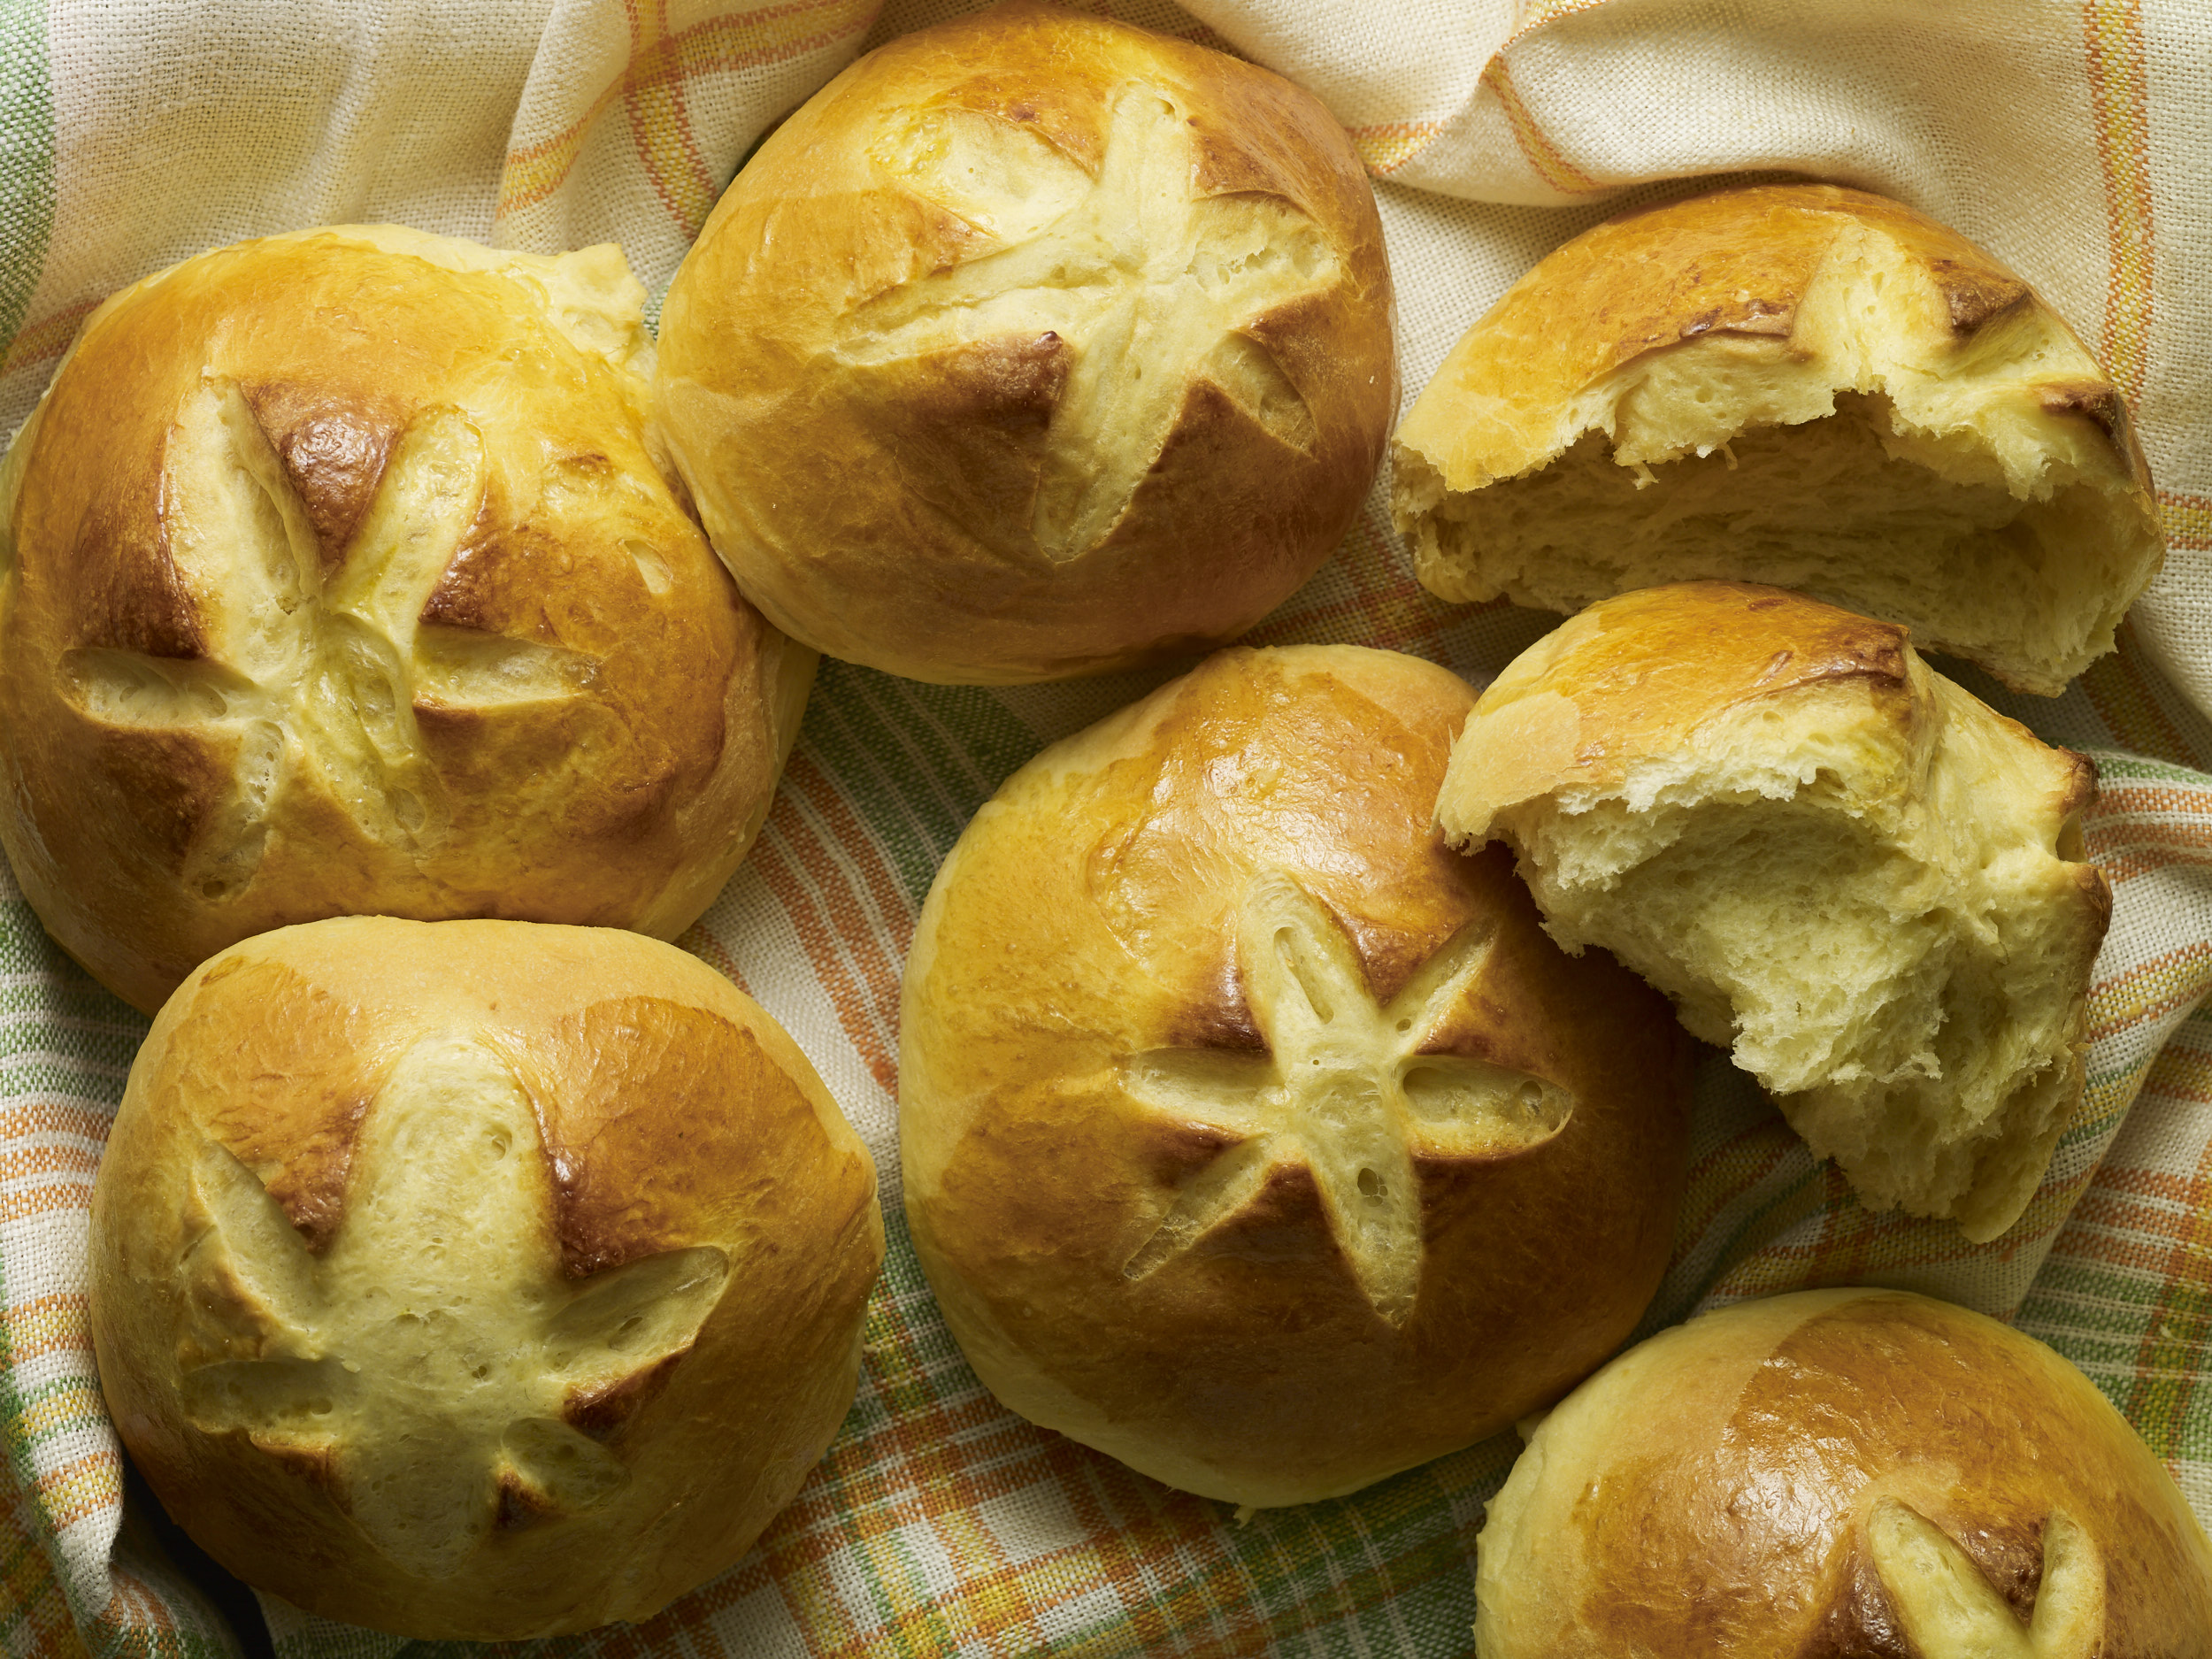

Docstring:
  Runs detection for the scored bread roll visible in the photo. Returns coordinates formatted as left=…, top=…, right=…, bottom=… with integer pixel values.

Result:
left=1475, top=1288, right=2212, bottom=1657
left=654, top=0, right=1396, bottom=685
left=0, top=226, right=813, bottom=1014
left=89, top=918, right=884, bottom=1640
left=1392, top=182, right=2162, bottom=695
left=1436, top=582, right=2110, bottom=1241
left=902, top=645, right=1693, bottom=1507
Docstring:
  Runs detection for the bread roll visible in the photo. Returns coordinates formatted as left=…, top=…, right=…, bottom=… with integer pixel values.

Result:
left=901, top=645, right=1693, bottom=1507
left=89, top=918, right=883, bottom=1640
left=1476, top=1288, right=2212, bottom=1657
left=654, top=0, right=1396, bottom=685
left=0, top=226, right=813, bottom=1014
left=1436, top=582, right=2110, bottom=1241
left=1392, top=182, right=2162, bottom=695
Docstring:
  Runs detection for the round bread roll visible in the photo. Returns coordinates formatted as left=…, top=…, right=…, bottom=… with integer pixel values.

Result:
left=0, top=226, right=814, bottom=1014
left=654, top=0, right=1396, bottom=685
left=1392, top=182, right=2162, bottom=695
left=89, top=918, right=883, bottom=1640
left=1475, top=1288, right=2212, bottom=1656
left=901, top=645, right=1694, bottom=1507
left=1436, top=581, right=2111, bottom=1242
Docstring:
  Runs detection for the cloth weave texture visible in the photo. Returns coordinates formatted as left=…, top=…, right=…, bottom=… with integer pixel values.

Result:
left=2, top=1, right=2210, bottom=1654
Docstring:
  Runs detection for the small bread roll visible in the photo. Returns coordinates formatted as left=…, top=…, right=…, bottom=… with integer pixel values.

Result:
left=654, top=0, right=1396, bottom=685
left=902, top=645, right=1692, bottom=1507
left=1392, top=182, right=2162, bottom=695
left=89, top=919, right=883, bottom=1640
left=0, top=226, right=813, bottom=1014
left=1436, top=582, right=2110, bottom=1241
left=1475, top=1289, right=2212, bottom=1657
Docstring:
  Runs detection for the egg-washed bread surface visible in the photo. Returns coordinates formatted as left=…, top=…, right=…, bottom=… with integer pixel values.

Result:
left=900, top=644, right=1693, bottom=1508
left=0, top=225, right=814, bottom=1015
left=653, top=0, right=1396, bottom=686
left=1437, top=581, right=2110, bottom=1243
left=1474, top=1288, right=2212, bottom=1657
left=88, top=918, right=884, bottom=1641
left=1392, top=181, right=2162, bottom=696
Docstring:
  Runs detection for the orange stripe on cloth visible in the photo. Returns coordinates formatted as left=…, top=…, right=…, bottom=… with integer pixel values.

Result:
left=0, top=1183, right=96, bottom=1227
left=2079, top=622, right=2200, bottom=769
left=495, top=0, right=876, bottom=222
left=36, top=1448, right=120, bottom=1534
left=1477, top=55, right=1603, bottom=196
left=0, top=295, right=96, bottom=378
left=1346, top=120, right=1445, bottom=176
left=2160, top=490, right=2212, bottom=549
left=4, top=1294, right=93, bottom=1367
left=2081, top=0, right=2154, bottom=404
left=2086, top=943, right=2212, bottom=1043
left=0, top=1102, right=110, bottom=1145
left=2084, top=818, right=2212, bottom=887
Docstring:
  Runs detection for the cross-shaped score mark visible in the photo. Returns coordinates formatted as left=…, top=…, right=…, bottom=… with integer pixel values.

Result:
left=61, top=380, right=595, bottom=901
left=1867, top=1500, right=2103, bottom=1658
left=1118, top=868, right=1571, bottom=1327
left=849, top=85, right=1342, bottom=561
left=178, top=1033, right=727, bottom=1578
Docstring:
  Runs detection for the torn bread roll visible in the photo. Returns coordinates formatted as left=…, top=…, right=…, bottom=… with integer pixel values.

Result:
left=89, top=918, right=883, bottom=1640
left=1475, top=1289, right=2212, bottom=1657
left=1393, top=181, right=2162, bottom=695
left=0, top=226, right=812, bottom=1014
left=901, top=644, right=1692, bottom=1507
left=1436, top=582, right=2109, bottom=1242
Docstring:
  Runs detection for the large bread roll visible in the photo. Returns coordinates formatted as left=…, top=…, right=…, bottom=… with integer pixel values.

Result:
left=1436, top=582, right=2110, bottom=1241
left=1476, top=1288, right=2212, bottom=1656
left=901, top=645, right=1693, bottom=1507
left=0, top=226, right=813, bottom=1014
left=1392, top=182, right=2162, bottom=695
left=654, top=0, right=1396, bottom=685
left=89, top=918, right=883, bottom=1640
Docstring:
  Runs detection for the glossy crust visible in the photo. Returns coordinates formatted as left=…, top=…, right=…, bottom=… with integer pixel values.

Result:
left=1476, top=1289, right=2212, bottom=1656
left=1392, top=182, right=2162, bottom=694
left=89, top=918, right=883, bottom=1640
left=0, top=227, right=814, bottom=1014
left=900, top=645, right=1692, bottom=1506
left=1437, top=582, right=2111, bottom=1240
left=655, top=0, right=1396, bottom=684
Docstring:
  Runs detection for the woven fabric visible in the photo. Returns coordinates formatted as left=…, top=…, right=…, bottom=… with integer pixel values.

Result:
left=2, top=1, right=2209, bottom=1654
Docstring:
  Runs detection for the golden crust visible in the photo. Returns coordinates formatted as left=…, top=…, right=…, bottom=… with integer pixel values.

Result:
left=89, top=918, right=883, bottom=1640
left=0, top=227, right=814, bottom=1014
left=655, top=0, right=1396, bottom=685
left=900, top=644, right=1692, bottom=1506
left=1392, top=182, right=2162, bottom=694
left=1475, top=1289, right=2212, bottom=1657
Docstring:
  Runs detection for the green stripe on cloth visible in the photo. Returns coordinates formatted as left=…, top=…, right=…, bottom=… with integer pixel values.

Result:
left=0, top=0, right=54, bottom=365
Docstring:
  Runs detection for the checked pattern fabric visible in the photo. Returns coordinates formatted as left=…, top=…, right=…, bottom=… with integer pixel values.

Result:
left=3, top=1, right=2212, bottom=1655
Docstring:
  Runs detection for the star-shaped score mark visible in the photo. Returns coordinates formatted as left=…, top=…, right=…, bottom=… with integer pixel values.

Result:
left=1867, top=1500, right=2103, bottom=1659
left=178, top=1033, right=727, bottom=1578
left=849, top=83, right=1343, bottom=561
left=1118, top=868, right=1572, bottom=1327
left=60, top=380, right=595, bottom=902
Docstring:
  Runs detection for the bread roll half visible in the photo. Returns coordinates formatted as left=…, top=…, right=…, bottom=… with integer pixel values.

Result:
left=1393, top=182, right=2162, bottom=695
left=90, top=918, right=883, bottom=1640
left=1437, top=582, right=2110, bottom=1241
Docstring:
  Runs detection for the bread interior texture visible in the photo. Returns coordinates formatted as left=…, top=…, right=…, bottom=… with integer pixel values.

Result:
left=1501, top=683, right=2098, bottom=1241
left=1409, top=390, right=2130, bottom=695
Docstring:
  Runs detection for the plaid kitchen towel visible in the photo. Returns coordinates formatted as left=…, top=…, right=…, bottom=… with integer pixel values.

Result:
left=3, top=0, right=2211, bottom=1654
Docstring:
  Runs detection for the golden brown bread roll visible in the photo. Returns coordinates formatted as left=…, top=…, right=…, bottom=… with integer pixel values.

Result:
left=0, top=226, right=813, bottom=1014
left=901, top=644, right=1693, bottom=1506
left=89, top=918, right=883, bottom=1640
left=1436, top=582, right=2110, bottom=1242
left=1475, top=1288, right=2212, bottom=1656
left=1392, top=182, right=2162, bottom=695
left=654, top=0, right=1396, bottom=685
